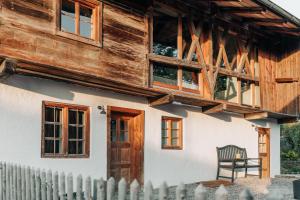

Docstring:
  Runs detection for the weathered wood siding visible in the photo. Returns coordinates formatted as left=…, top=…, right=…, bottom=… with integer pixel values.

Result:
left=258, top=47, right=277, bottom=113
left=0, top=0, right=148, bottom=86
left=275, top=39, right=300, bottom=115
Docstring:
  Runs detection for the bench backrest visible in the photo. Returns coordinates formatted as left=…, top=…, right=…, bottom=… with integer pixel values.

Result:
left=216, top=145, right=247, bottom=161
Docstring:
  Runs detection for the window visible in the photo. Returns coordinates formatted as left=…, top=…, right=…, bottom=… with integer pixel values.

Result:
left=42, top=101, right=90, bottom=158
left=153, top=63, right=178, bottom=88
left=58, top=0, right=102, bottom=46
left=161, top=117, right=182, bottom=149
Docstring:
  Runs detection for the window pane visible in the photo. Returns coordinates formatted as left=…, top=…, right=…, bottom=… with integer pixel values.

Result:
left=153, top=63, right=178, bottom=86
left=182, top=69, right=199, bottom=90
left=79, top=5, right=92, bottom=38
left=45, top=124, right=54, bottom=137
left=214, top=75, right=238, bottom=103
left=153, top=16, right=177, bottom=57
left=162, top=129, right=168, bottom=138
left=120, top=131, right=128, bottom=142
left=45, top=107, right=54, bottom=122
left=78, top=111, right=84, bottom=125
left=171, top=121, right=178, bottom=129
left=171, top=130, right=178, bottom=138
left=55, top=108, right=62, bottom=123
left=55, top=125, right=62, bottom=138
left=171, top=138, right=178, bottom=146
left=61, top=0, right=75, bottom=33
left=111, top=119, right=117, bottom=142
left=55, top=140, right=62, bottom=154
left=69, top=110, right=77, bottom=124
left=162, top=138, right=167, bottom=146
left=78, top=127, right=83, bottom=139
left=78, top=141, right=83, bottom=154
left=255, top=84, right=261, bottom=107
left=45, top=140, right=54, bottom=154
left=241, top=80, right=251, bottom=105
left=69, top=126, right=77, bottom=139
left=68, top=141, right=77, bottom=154
left=162, top=120, right=168, bottom=129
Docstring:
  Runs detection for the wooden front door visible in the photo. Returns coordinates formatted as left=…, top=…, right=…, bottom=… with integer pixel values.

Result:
left=108, top=107, right=144, bottom=184
left=258, top=128, right=270, bottom=178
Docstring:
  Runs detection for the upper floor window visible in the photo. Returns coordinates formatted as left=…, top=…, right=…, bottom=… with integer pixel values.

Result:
left=161, top=117, right=183, bottom=150
left=42, top=101, right=90, bottom=158
left=58, top=0, right=102, bottom=46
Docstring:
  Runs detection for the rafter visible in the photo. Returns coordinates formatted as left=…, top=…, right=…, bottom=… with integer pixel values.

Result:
left=219, top=7, right=265, bottom=14
left=243, top=18, right=287, bottom=24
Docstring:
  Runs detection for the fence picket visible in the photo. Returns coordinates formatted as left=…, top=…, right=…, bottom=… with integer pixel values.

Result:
left=67, top=173, right=73, bottom=200
left=0, top=162, right=2, bottom=200
left=130, top=179, right=139, bottom=200
left=96, top=178, right=105, bottom=200
left=118, top=178, right=127, bottom=200
left=85, top=176, right=92, bottom=200
left=144, top=181, right=154, bottom=200
left=76, top=175, right=83, bottom=200
left=12, top=164, right=17, bottom=200
left=53, top=172, right=59, bottom=200
left=25, top=166, right=30, bottom=200
left=30, top=168, right=36, bottom=200
left=239, top=188, right=254, bottom=200
left=215, top=185, right=228, bottom=200
left=47, top=170, right=53, bottom=200
left=2, top=163, right=6, bottom=200
left=35, top=169, right=41, bottom=200
left=59, top=172, right=66, bottom=200
left=41, top=170, right=47, bottom=200
left=176, top=182, right=186, bottom=200
left=21, top=167, right=26, bottom=200
left=158, top=182, right=168, bottom=200
left=17, top=165, right=21, bottom=200
left=106, top=177, right=115, bottom=200
left=194, top=184, right=208, bottom=200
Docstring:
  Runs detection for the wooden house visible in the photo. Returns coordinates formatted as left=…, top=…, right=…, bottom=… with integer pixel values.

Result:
left=0, top=0, right=299, bottom=186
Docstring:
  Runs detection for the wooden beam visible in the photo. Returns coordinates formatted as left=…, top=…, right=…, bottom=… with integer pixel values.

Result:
left=278, top=118, right=298, bottom=124
left=243, top=18, right=287, bottom=24
left=275, top=77, right=299, bottom=83
left=261, top=27, right=300, bottom=33
left=149, top=94, right=174, bottom=106
left=244, top=112, right=268, bottom=120
left=219, top=7, right=265, bottom=14
left=202, top=104, right=225, bottom=114
left=148, top=53, right=204, bottom=69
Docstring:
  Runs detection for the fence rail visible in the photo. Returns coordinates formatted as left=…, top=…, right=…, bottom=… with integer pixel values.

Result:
left=0, top=161, right=282, bottom=200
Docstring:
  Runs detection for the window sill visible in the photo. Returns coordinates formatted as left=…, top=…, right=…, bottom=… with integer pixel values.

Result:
left=56, top=30, right=102, bottom=48
left=162, top=146, right=183, bottom=150
left=153, top=81, right=179, bottom=90
left=41, top=154, right=90, bottom=159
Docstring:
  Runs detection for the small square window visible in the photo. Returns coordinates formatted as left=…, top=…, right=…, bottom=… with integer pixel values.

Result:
left=58, top=0, right=102, bottom=47
left=161, top=117, right=182, bottom=150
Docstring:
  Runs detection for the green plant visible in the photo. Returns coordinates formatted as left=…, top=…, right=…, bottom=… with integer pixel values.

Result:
left=281, top=150, right=299, bottom=161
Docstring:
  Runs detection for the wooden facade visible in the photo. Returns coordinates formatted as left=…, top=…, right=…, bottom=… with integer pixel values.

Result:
left=0, top=0, right=299, bottom=122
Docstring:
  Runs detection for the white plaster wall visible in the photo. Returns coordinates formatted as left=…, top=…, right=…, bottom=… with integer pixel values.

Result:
left=0, top=75, right=280, bottom=187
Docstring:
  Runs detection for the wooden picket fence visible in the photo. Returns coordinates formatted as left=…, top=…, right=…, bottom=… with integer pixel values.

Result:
left=0, top=162, right=283, bottom=200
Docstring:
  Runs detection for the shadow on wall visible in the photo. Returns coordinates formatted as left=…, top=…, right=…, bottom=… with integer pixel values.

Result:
left=153, top=104, right=234, bottom=122
left=0, top=74, right=147, bottom=104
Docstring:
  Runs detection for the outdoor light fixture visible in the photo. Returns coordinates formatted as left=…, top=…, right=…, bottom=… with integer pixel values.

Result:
left=97, top=105, right=106, bottom=114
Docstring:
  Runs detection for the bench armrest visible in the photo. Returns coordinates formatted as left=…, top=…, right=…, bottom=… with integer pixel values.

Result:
left=245, top=158, right=262, bottom=164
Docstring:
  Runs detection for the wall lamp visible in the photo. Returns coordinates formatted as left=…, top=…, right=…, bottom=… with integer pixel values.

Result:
left=97, top=105, right=106, bottom=114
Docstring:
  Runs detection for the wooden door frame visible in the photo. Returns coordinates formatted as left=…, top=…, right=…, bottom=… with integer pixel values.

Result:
left=258, top=127, right=270, bottom=178
left=107, top=106, right=145, bottom=184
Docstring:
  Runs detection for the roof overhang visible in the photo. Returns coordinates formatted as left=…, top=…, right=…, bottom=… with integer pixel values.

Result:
left=245, top=111, right=298, bottom=124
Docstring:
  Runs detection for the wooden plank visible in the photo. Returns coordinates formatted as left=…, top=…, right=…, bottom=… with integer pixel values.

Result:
left=275, top=77, right=299, bottom=83
left=244, top=112, right=268, bottom=120
left=202, top=104, right=225, bottom=114
left=219, top=7, right=265, bottom=14
left=149, top=95, right=174, bottom=106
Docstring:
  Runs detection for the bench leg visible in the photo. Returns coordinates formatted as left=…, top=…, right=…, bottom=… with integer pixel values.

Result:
left=216, top=166, right=220, bottom=180
left=245, top=167, right=248, bottom=178
left=231, top=168, right=235, bottom=183
left=259, top=165, right=262, bottom=179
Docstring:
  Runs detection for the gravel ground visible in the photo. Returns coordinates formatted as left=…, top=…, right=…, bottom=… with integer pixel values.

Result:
left=138, top=176, right=298, bottom=200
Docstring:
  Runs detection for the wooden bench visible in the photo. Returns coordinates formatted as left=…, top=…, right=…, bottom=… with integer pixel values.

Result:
left=216, top=145, right=262, bottom=182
